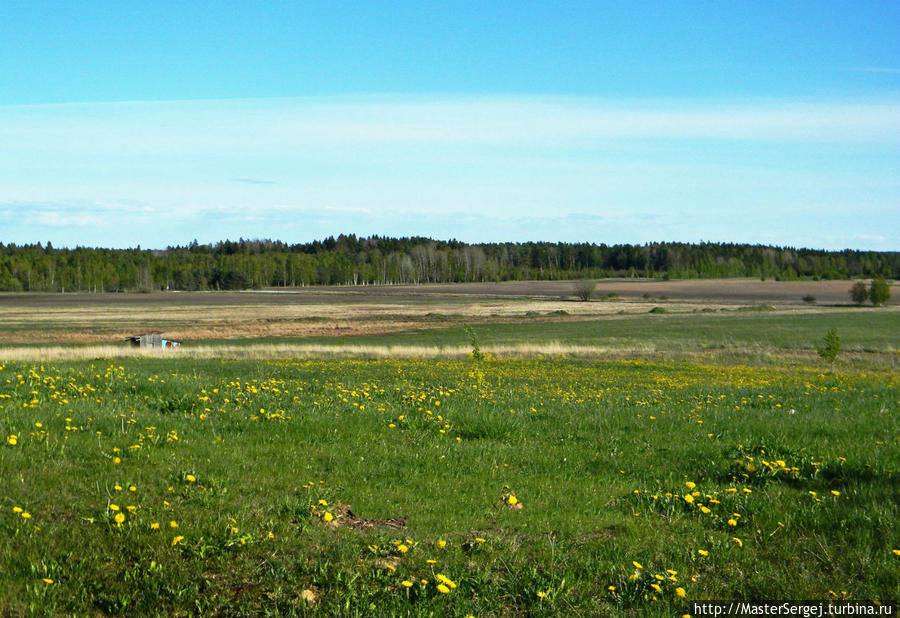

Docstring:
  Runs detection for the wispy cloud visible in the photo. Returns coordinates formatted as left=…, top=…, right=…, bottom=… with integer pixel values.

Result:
left=2, top=96, right=899, bottom=156
left=23, top=210, right=103, bottom=228
left=844, top=67, right=900, bottom=74
left=850, top=233, right=886, bottom=243
left=232, top=177, right=277, bottom=185
left=0, top=95, right=897, bottom=250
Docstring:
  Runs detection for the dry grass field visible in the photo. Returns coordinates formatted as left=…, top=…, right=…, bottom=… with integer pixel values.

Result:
left=0, top=279, right=886, bottom=347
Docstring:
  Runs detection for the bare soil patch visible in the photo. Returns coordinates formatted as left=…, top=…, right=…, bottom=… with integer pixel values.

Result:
left=361, top=278, right=888, bottom=305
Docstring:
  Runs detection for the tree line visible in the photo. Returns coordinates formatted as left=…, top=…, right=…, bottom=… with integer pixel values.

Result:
left=0, top=236, right=896, bottom=292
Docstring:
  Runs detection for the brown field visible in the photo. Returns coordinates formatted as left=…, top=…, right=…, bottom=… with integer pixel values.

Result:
left=0, top=278, right=892, bottom=346
left=330, top=278, right=875, bottom=304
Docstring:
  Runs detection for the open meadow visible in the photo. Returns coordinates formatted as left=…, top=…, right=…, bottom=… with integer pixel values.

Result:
left=1, top=280, right=898, bottom=616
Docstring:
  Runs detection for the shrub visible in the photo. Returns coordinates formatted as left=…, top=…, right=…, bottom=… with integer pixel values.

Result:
left=816, top=328, right=841, bottom=364
left=849, top=281, right=869, bottom=305
left=802, top=294, right=816, bottom=304
left=464, top=324, right=483, bottom=361
left=574, top=280, right=595, bottom=302
left=869, top=277, right=890, bottom=306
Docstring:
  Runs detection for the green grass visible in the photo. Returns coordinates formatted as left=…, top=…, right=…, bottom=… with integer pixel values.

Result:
left=1, top=354, right=897, bottom=616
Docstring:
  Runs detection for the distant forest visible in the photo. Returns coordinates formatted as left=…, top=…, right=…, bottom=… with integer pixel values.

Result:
left=0, top=236, right=896, bottom=292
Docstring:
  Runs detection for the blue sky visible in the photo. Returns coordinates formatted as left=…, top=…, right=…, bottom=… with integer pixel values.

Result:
left=1, top=1, right=898, bottom=249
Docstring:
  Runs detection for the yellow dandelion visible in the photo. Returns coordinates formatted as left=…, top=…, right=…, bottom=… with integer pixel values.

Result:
left=607, top=585, right=615, bottom=591
left=7, top=435, right=17, bottom=446
left=21, top=512, right=31, bottom=519
left=114, top=512, right=125, bottom=526
left=150, top=522, right=160, bottom=530
left=171, top=535, right=184, bottom=546
left=685, top=482, right=696, bottom=489
left=732, top=537, right=743, bottom=548
left=401, top=580, right=413, bottom=588
left=727, top=518, right=738, bottom=527
left=169, top=520, right=178, bottom=528
left=698, top=549, right=709, bottom=557
left=675, top=587, right=686, bottom=598
left=322, top=512, right=334, bottom=523
left=831, top=490, right=840, bottom=496
left=436, top=539, right=447, bottom=548
left=475, top=537, right=486, bottom=543
left=12, top=506, right=22, bottom=513
left=436, top=574, right=456, bottom=589
left=397, top=544, right=409, bottom=553
left=507, top=495, right=519, bottom=506
left=892, top=549, right=900, bottom=556
left=538, top=591, right=548, bottom=599
left=651, top=583, right=662, bottom=593
left=109, top=504, right=120, bottom=512
left=185, top=474, right=196, bottom=483
left=437, top=584, right=450, bottom=594
left=684, top=494, right=694, bottom=504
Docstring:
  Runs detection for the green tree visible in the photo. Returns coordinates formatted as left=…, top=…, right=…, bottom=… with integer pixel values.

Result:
left=869, top=277, right=890, bottom=306
left=816, top=328, right=841, bottom=364
left=849, top=281, right=869, bottom=305
left=463, top=324, right=483, bottom=361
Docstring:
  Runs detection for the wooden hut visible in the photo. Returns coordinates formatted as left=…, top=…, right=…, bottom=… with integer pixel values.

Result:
left=126, top=333, right=180, bottom=348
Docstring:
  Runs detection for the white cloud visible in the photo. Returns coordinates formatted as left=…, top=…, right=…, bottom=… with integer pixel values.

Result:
left=24, top=210, right=103, bottom=228
left=850, top=234, right=886, bottom=243
left=1, top=96, right=898, bottom=160
left=0, top=95, right=897, bottom=250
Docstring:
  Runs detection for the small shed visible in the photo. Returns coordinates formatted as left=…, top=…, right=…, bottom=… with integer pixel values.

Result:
left=126, top=333, right=181, bottom=349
